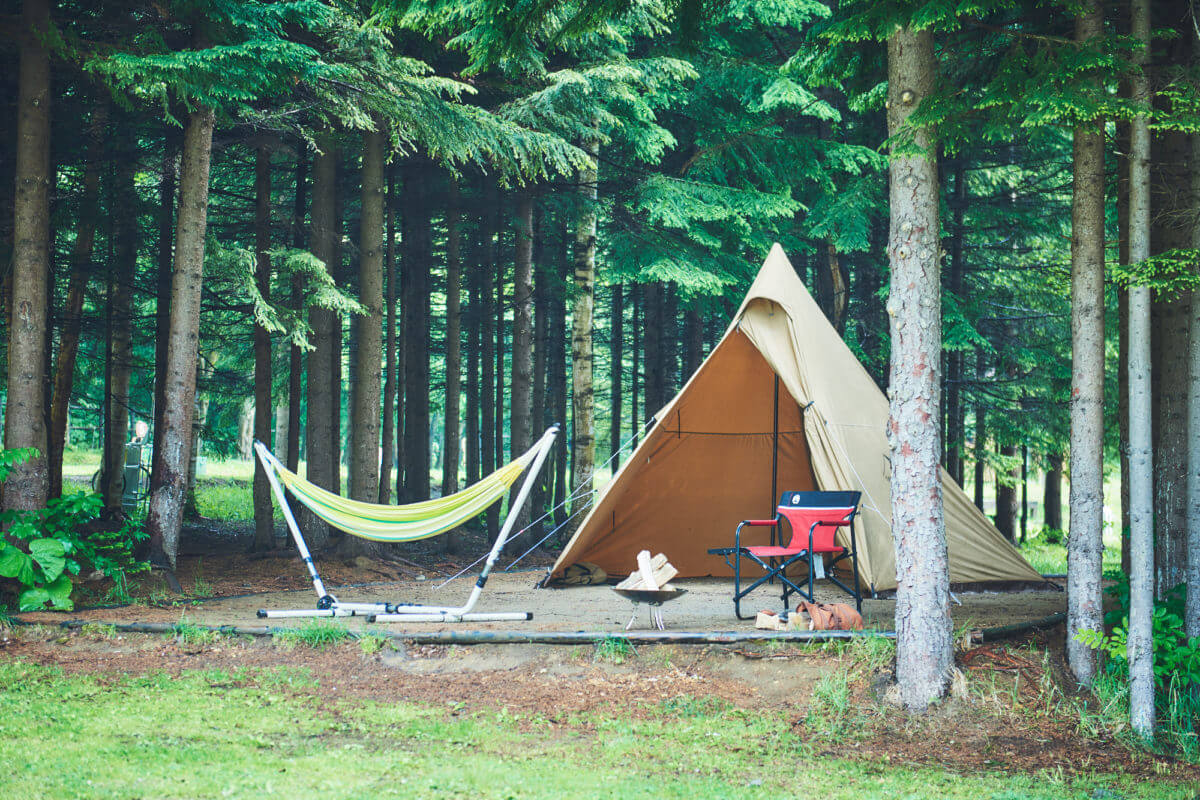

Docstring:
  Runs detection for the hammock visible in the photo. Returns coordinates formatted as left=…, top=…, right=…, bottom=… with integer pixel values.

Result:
left=268, top=448, right=535, bottom=543
left=254, top=425, right=560, bottom=622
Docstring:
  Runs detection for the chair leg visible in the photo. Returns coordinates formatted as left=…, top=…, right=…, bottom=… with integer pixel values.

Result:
left=851, top=550, right=862, bottom=612
left=734, top=551, right=744, bottom=620
left=808, top=552, right=815, bottom=604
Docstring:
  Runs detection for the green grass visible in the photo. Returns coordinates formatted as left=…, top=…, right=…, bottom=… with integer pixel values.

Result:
left=1018, top=534, right=1122, bottom=576
left=273, top=619, right=354, bottom=650
left=0, top=660, right=1189, bottom=800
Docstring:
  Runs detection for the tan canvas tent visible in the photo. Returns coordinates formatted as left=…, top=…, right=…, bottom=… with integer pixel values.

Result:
left=548, top=245, right=1043, bottom=592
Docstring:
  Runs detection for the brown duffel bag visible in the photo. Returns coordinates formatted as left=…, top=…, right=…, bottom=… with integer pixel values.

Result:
left=800, top=601, right=864, bottom=631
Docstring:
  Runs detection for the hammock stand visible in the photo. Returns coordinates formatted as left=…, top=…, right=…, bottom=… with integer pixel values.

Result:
left=254, top=425, right=560, bottom=622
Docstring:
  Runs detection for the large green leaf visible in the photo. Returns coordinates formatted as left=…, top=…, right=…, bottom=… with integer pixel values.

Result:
left=18, top=586, right=49, bottom=612
left=29, top=538, right=66, bottom=583
left=0, top=544, right=31, bottom=581
left=43, top=574, right=73, bottom=611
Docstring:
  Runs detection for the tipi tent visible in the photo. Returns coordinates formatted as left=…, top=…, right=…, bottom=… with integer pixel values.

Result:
left=548, top=245, right=1042, bottom=592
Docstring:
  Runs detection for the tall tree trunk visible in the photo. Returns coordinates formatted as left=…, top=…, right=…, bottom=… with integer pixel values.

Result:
left=252, top=145, right=274, bottom=551
left=301, top=140, right=339, bottom=550
left=1188, top=134, right=1200, bottom=642
left=3, top=0, right=52, bottom=514
left=683, top=303, right=702, bottom=379
left=330, top=173, right=344, bottom=499
left=995, top=444, right=1017, bottom=541
left=152, top=128, right=178, bottom=479
left=570, top=138, right=599, bottom=516
left=341, top=130, right=385, bottom=557
left=1149, top=1, right=1195, bottom=597
left=442, top=179, right=464, bottom=553
left=102, top=160, right=136, bottom=518
left=349, top=130, right=384, bottom=503
left=1127, top=0, right=1155, bottom=736
left=886, top=25, right=952, bottom=712
left=973, top=346, right=987, bottom=512
left=480, top=204, right=497, bottom=535
left=509, top=190, right=535, bottom=545
left=465, top=229, right=481, bottom=489
left=495, top=224, right=506, bottom=466
left=610, top=284, right=624, bottom=466
left=401, top=159, right=431, bottom=505
left=551, top=228, right=570, bottom=529
left=145, top=105, right=215, bottom=568
left=631, top=287, right=641, bottom=448
left=945, top=164, right=966, bottom=484
left=642, top=283, right=662, bottom=418
left=48, top=99, right=107, bottom=498
left=530, top=205, right=548, bottom=524
left=286, top=147, right=305, bottom=478
left=1066, top=0, right=1107, bottom=688
left=379, top=164, right=397, bottom=503
left=1044, top=453, right=1063, bottom=532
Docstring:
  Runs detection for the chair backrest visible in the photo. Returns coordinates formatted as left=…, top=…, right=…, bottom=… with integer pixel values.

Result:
left=776, top=490, right=861, bottom=552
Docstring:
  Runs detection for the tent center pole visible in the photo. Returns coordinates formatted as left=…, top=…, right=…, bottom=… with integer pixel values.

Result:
left=771, top=374, right=779, bottom=548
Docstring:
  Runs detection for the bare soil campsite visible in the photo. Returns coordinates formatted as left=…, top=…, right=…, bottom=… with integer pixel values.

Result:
left=1, top=521, right=1195, bottom=799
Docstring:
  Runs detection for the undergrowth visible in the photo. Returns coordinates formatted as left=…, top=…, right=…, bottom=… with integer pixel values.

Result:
left=274, top=619, right=353, bottom=650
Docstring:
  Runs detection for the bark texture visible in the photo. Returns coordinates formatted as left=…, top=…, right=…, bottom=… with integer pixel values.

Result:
left=301, top=140, right=339, bottom=550
left=1188, top=131, right=1200, bottom=641
left=102, top=161, right=137, bottom=518
left=610, top=284, right=624, bottom=465
left=3, top=0, right=52, bottom=513
left=1149, top=0, right=1196, bottom=597
left=1066, top=0, right=1106, bottom=687
left=443, top=180, right=464, bottom=499
left=49, top=99, right=107, bottom=498
left=509, top=191, right=535, bottom=544
left=145, top=106, right=215, bottom=567
left=349, top=131, right=384, bottom=504
left=570, top=139, right=599, bottom=515
left=1126, top=0, right=1156, bottom=738
left=886, top=25, right=953, bottom=712
left=1043, top=454, right=1063, bottom=532
left=379, top=165, right=397, bottom=503
left=401, top=158, right=431, bottom=505
left=252, top=145, right=274, bottom=551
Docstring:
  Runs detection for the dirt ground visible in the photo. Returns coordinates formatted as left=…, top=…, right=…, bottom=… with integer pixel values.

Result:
left=5, top=523, right=1191, bottom=786
left=2, top=623, right=1193, bottom=783
left=25, top=520, right=1068, bottom=634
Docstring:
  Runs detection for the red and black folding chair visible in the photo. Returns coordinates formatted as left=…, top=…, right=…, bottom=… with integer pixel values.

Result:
left=708, top=490, right=862, bottom=620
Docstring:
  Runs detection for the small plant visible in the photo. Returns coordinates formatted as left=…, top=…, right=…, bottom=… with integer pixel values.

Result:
left=1040, top=527, right=1064, bottom=545
left=172, top=616, right=219, bottom=647
left=79, top=623, right=118, bottom=640
left=192, top=560, right=214, bottom=597
left=593, top=636, right=635, bottom=664
left=1076, top=576, right=1200, bottom=757
left=274, top=619, right=352, bottom=650
left=803, top=672, right=862, bottom=739
left=358, top=632, right=389, bottom=655
left=0, top=449, right=148, bottom=612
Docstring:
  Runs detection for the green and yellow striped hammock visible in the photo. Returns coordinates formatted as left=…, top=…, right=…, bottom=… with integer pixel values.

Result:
left=268, top=449, right=535, bottom=543
left=253, top=425, right=561, bottom=622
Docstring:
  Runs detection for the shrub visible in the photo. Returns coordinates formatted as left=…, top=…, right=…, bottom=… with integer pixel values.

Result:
left=0, top=448, right=148, bottom=612
left=1076, top=575, right=1200, bottom=756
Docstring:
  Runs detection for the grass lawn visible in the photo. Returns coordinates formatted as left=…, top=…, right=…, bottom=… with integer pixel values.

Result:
left=0, top=656, right=1190, bottom=800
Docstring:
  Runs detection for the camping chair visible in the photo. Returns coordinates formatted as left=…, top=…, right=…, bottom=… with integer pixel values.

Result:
left=253, top=425, right=559, bottom=623
left=708, top=490, right=862, bottom=620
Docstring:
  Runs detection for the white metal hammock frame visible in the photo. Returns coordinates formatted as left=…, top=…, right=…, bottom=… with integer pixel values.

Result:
left=255, top=425, right=560, bottom=623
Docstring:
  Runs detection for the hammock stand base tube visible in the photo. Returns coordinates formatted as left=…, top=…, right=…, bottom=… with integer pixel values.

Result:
left=369, top=425, right=560, bottom=625
left=369, top=611, right=534, bottom=623
left=253, top=426, right=559, bottom=622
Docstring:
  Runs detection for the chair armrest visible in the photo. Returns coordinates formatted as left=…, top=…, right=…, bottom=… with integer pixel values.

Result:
left=742, top=519, right=779, bottom=526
